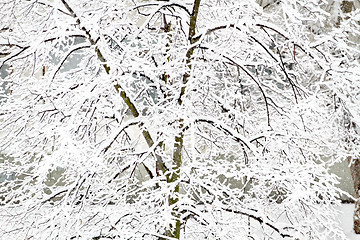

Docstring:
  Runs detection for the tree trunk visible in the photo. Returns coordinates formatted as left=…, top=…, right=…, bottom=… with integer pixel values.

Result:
left=165, top=133, right=183, bottom=239
left=341, top=0, right=354, bottom=13
left=162, top=1, right=201, bottom=239
left=348, top=157, right=360, bottom=234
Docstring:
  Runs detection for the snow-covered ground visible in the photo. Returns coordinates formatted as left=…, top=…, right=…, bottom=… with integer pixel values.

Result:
left=339, top=204, right=360, bottom=240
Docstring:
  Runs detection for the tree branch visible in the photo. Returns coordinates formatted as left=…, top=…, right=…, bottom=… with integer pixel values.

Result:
left=194, top=116, right=259, bottom=155
left=221, top=207, right=292, bottom=238
left=133, top=2, right=191, bottom=16
left=51, top=44, right=90, bottom=81
left=59, top=0, right=168, bottom=178
left=178, top=0, right=201, bottom=105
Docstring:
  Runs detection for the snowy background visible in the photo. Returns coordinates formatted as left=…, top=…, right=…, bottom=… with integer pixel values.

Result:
left=339, top=205, right=360, bottom=240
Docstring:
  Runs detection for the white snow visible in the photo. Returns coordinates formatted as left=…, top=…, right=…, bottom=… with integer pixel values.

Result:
left=338, top=204, right=360, bottom=240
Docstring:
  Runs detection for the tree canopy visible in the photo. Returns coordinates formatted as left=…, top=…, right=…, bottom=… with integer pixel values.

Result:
left=1, top=0, right=360, bottom=239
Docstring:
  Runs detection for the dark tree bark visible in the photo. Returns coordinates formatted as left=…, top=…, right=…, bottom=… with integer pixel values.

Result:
left=349, top=157, right=360, bottom=233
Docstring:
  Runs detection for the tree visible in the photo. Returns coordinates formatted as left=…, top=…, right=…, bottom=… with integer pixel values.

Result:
left=0, top=0, right=359, bottom=239
left=321, top=0, right=360, bottom=234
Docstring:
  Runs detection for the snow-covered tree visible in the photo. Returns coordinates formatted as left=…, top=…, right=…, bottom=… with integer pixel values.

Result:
left=314, top=0, right=360, bottom=234
left=1, top=0, right=360, bottom=239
